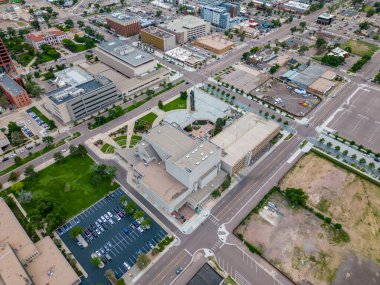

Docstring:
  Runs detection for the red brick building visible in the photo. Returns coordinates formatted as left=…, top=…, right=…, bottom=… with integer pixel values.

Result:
left=0, top=38, right=16, bottom=73
left=0, top=73, right=31, bottom=108
left=106, top=14, right=140, bottom=37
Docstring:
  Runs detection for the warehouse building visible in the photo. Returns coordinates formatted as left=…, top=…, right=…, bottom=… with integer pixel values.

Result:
left=45, top=73, right=120, bottom=124
left=317, top=13, right=334, bottom=25
left=106, top=13, right=141, bottom=37
left=141, top=26, right=176, bottom=52
left=164, top=47, right=206, bottom=68
left=117, top=122, right=225, bottom=213
left=193, top=35, right=235, bottom=55
left=0, top=198, right=80, bottom=285
left=211, top=113, right=280, bottom=175
left=160, top=15, right=211, bottom=44
left=280, top=1, right=310, bottom=14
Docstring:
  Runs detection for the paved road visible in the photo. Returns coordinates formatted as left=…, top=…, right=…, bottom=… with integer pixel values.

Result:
left=1, top=2, right=379, bottom=284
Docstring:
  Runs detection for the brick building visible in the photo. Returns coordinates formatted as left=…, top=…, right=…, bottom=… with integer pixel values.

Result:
left=106, top=13, right=140, bottom=37
left=0, top=38, right=16, bottom=73
left=0, top=73, right=31, bottom=108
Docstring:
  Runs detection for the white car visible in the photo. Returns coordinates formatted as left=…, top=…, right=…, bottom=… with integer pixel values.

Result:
left=104, top=214, right=109, bottom=219
left=61, top=149, right=66, bottom=153
left=107, top=211, right=113, bottom=217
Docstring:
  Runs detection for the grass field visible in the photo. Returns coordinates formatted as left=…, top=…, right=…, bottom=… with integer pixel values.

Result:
left=129, top=135, right=142, bottom=148
left=163, top=97, right=187, bottom=112
left=134, top=112, right=158, bottom=133
left=113, top=136, right=127, bottom=148
left=20, top=155, right=117, bottom=221
left=340, top=39, right=379, bottom=57
left=100, top=143, right=115, bottom=154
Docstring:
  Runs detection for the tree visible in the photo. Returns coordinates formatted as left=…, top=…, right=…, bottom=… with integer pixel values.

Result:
left=64, top=18, right=74, bottom=29
left=315, top=37, right=326, bottom=48
left=141, top=218, right=152, bottom=229
left=69, top=225, right=84, bottom=238
left=54, top=152, right=64, bottom=163
left=334, top=146, right=340, bottom=151
left=269, top=64, right=280, bottom=74
left=14, top=155, right=22, bottom=166
left=8, top=171, right=19, bottom=182
left=351, top=154, right=357, bottom=160
left=369, top=162, right=375, bottom=169
left=211, top=189, right=221, bottom=198
left=133, top=210, right=145, bottom=221
left=299, top=21, right=307, bottom=29
left=180, top=91, right=188, bottom=100
left=326, top=142, right=332, bottom=148
left=136, top=253, right=150, bottom=269
left=125, top=201, right=137, bottom=214
left=284, top=188, right=308, bottom=207
left=290, top=26, right=297, bottom=33
left=321, top=55, right=344, bottom=67
left=90, top=256, right=101, bottom=267
left=298, top=45, right=309, bottom=54
left=11, top=181, right=24, bottom=193
left=359, top=158, right=366, bottom=164
left=342, top=150, right=348, bottom=156
left=8, top=122, right=21, bottom=133
left=42, top=136, right=54, bottom=147
left=156, top=10, right=162, bottom=17
left=158, top=100, right=164, bottom=110
left=77, top=20, right=85, bottom=28
left=70, top=144, right=87, bottom=157
left=24, top=165, right=36, bottom=178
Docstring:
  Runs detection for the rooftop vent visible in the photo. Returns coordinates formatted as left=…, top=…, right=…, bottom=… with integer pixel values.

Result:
left=201, top=153, right=204, bottom=156
left=186, top=155, right=190, bottom=158
left=196, top=162, right=200, bottom=165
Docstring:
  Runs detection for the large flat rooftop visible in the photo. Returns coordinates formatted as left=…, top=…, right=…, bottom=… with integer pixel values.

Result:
left=211, top=113, right=280, bottom=167
left=0, top=73, right=25, bottom=97
left=46, top=75, right=110, bottom=105
left=135, top=160, right=187, bottom=204
left=162, top=15, right=208, bottom=32
left=106, top=12, right=138, bottom=24
left=142, top=26, right=175, bottom=39
left=98, top=40, right=154, bottom=67
left=0, top=198, right=39, bottom=265
left=194, top=35, right=235, bottom=52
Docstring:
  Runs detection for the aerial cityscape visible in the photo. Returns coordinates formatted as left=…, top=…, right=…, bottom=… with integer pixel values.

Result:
left=0, top=0, right=379, bottom=284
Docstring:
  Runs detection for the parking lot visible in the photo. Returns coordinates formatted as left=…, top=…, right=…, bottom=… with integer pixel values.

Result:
left=253, top=78, right=321, bottom=117
left=327, top=86, right=380, bottom=153
left=58, top=188, right=167, bottom=284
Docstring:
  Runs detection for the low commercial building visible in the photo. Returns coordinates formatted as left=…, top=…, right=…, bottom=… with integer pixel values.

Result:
left=160, top=15, right=211, bottom=44
left=211, top=113, right=280, bottom=175
left=0, top=130, right=10, bottom=154
left=45, top=73, right=120, bottom=124
left=307, top=77, right=335, bottom=96
left=26, top=27, right=68, bottom=49
left=281, top=64, right=327, bottom=89
left=0, top=198, right=80, bottom=285
left=117, top=122, right=225, bottom=213
left=280, top=1, right=310, bottom=14
left=247, top=48, right=276, bottom=64
left=193, top=35, right=235, bottom=55
left=187, top=263, right=223, bottom=285
left=106, top=13, right=140, bottom=37
left=317, top=13, right=334, bottom=25
left=164, top=47, right=206, bottom=69
left=2, top=5, right=32, bottom=22
left=0, top=72, right=31, bottom=108
left=141, top=26, right=176, bottom=52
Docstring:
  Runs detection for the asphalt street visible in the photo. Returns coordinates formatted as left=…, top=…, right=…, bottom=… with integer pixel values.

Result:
left=0, top=2, right=379, bottom=284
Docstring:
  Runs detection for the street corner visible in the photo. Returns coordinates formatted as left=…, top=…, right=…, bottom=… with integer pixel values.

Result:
left=204, top=248, right=214, bottom=258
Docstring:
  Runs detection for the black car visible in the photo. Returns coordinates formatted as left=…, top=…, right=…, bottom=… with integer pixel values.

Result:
left=2, top=157, right=9, bottom=162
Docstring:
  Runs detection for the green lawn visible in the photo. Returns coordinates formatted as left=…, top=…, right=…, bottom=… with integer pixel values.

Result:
left=163, top=97, right=187, bottom=112
left=20, top=155, right=117, bottom=221
left=129, top=135, right=142, bottom=148
left=100, top=143, right=115, bottom=154
left=113, top=136, right=127, bottom=148
left=134, top=112, right=158, bottom=133
left=340, top=39, right=379, bottom=57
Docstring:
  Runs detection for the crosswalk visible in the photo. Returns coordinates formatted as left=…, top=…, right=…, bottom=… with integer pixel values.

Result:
left=235, top=271, right=252, bottom=285
left=210, top=239, right=223, bottom=252
left=207, top=215, right=221, bottom=227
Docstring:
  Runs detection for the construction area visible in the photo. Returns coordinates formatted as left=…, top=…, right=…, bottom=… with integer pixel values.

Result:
left=236, top=152, right=380, bottom=285
left=252, top=78, right=321, bottom=117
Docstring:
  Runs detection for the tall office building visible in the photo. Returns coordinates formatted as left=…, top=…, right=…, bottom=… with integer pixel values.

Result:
left=200, top=6, right=231, bottom=29
left=0, top=38, right=16, bottom=73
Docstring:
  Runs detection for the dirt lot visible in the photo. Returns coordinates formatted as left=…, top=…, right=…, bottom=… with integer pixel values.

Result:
left=253, top=78, right=320, bottom=117
left=236, top=153, right=380, bottom=285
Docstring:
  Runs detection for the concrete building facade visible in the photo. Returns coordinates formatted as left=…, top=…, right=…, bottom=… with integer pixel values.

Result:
left=200, top=6, right=230, bottom=29
left=118, top=122, right=224, bottom=213
left=211, top=113, right=280, bottom=174
left=141, top=26, right=176, bottom=52
left=160, top=15, right=211, bottom=44
left=45, top=73, right=120, bottom=124
left=193, top=35, right=235, bottom=54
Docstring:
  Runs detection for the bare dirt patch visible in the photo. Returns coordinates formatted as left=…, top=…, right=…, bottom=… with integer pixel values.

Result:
left=237, top=153, right=380, bottom=285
